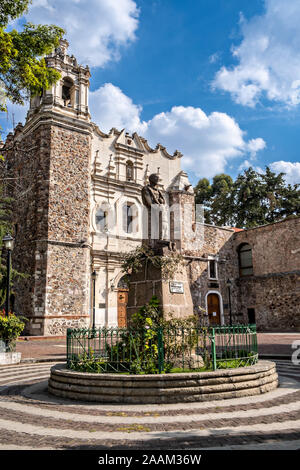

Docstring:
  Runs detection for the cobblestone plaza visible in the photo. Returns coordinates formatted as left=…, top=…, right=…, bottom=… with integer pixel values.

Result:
left=0, top=334, right=299, bottom=450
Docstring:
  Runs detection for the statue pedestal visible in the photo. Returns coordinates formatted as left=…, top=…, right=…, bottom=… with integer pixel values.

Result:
left=126, top=244, right=194, bottom=322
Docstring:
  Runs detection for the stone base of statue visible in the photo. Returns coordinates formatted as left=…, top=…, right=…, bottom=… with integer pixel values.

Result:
left=126, top=241, right=194, bottom=323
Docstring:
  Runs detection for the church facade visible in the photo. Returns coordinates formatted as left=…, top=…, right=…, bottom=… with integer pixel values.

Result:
left=2, top=40, right=299, bottom=335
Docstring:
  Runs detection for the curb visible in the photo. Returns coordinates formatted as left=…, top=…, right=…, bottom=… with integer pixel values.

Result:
left=18, top=336, right=66, bottom=341
left=259, top=354, right=291, bottom=360
left=49, top=361, right=278, bottom=404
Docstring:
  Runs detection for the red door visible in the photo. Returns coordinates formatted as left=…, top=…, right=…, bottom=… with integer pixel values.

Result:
left=117, top=289, right=128, bottom=327
left=207, top=293, right=221, bottom=325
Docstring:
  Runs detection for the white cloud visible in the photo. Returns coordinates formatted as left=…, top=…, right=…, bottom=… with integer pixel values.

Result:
left=1, top=83, right=267, bottom=180
left=238, top=160, right=264, bottom=174
left=90, top=83, right=146, bottom=134
left=209, top=52, right=220, bottom=64
left=144, top=107, right=247, bottom=178
left=90, top=83, right=266, bottom=179
left=246, top=138, right=267, bottom=159
left=269, top=161, right=300, bottom=185
left=25, top=0, right=139, bottom=67
left=213, top=0, right=300, bottom=107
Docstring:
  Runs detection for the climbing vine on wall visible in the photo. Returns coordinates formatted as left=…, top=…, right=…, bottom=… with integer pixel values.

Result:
left=121, top=244, right=184, bottom=280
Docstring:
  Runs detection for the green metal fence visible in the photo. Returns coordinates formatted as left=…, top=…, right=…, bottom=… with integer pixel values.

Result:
left=66, top=324, right=258, bottom=374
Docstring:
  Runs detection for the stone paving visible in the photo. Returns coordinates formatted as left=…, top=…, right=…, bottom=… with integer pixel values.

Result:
left=0, top=359, right=299, bottom=450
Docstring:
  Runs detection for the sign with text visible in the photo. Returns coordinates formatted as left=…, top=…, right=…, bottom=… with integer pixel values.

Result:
left=169, top=281, right=184, bottom=294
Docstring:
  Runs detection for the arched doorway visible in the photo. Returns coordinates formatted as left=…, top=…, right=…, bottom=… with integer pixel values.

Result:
left=117, top=276, right=128, bottom=327
left=206, top=292, right=222, bottom=325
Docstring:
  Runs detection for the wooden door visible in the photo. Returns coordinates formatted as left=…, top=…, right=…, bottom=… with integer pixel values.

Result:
left=207, top=293, right=221, bottom=325
left=117, top=289, right=128, bottom=327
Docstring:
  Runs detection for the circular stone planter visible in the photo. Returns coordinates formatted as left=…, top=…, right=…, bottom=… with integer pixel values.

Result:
left=48, top=360, right=278, bottom=404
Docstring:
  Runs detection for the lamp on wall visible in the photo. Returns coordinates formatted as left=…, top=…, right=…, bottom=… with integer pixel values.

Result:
left=226, top=278, right=232, bottom=326
left=91, top=271, right=97, bottom=330
left=3, top=234, right=14, bottom=316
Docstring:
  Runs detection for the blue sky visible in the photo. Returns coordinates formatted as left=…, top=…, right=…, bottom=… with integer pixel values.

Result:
left=2, top=0, right=300, bottom=185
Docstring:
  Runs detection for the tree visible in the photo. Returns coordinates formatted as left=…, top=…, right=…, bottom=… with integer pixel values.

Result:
left=232, top=168, right=267, bottom=228
left=194, top=167, right=300, bottom=229
left=0, top=0, right=64, bottom=109
left=194, top=174, right=234, bottom=226
left=260, top=167, right=288, bottom=223
left=0, top=0, right=64, bottom=307
left=0, top=185, right=25, bottom=307
left=280, top=183, right=300, bottom=219
left=194, top=178, right=212, bottom=224
left=210, top=174, right=234, bottom=226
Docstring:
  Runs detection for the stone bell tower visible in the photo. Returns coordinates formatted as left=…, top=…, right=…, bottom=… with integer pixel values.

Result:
left=3, top=39, right=92, bottom=335
left=28, top=38, right=90, bottom=122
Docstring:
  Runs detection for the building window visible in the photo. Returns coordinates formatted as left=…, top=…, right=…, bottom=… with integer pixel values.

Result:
left=238, top=243, right=253, bottom=276
left=126, top=161, right=134, bottom=181
left=247, top=308, right=256, bottom=324
left=123, top=202, right=137, bottom=234
left=96, top=208, right=107, bottom=232
left=208, top=258, right=218, bottom=280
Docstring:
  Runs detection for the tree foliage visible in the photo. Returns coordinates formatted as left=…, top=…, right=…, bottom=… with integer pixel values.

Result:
left=0, top=186, right=13, bottom=306
left=0, top=0, right=31, bottom=26
left=0, top=186, right=26, bottom=307
left=0, top=0, right=64, bottom=108
left=194, top=167, right=300, bottom=228
left=0, top=0, right=63, bottom=306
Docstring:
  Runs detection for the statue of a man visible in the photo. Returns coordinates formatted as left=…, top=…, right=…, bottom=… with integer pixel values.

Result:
left=142, top=173, right=169, bottom=241
left=142, top=173, right=165, bottom=207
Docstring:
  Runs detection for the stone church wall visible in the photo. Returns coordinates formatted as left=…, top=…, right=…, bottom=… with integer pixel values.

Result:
left=42, top=125, right=91, bottom=335
left=2, top=118, right=92, bottom=335
left=2, top=123, right=52, bottom=334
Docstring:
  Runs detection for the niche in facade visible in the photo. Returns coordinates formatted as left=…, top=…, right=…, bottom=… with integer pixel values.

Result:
left=126, top=161, right=134, bottom=181
left=62, top=77, right=75, bottom=107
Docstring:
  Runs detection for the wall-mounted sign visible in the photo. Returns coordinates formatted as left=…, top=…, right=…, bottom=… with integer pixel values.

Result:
left=169, top=281, right=184, bottom=294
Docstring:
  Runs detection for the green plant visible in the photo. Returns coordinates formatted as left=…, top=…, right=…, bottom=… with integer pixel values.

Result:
left=122, top=244, right=184, bottom=280
left=0, top=311, right=26, bottom=351
left=109, top=297, right=202, bottom=374
left=0, top=187, right=28, bottom=306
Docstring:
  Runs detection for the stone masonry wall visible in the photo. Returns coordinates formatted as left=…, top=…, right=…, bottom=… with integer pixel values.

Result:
left=3, top=117, right=92, bottom=335
left=234, top=217, right=300, bottom=275
left=182, top=217, right=300, bottom=331
left=43, top=124, right=91, bottom=335
left=2, top=123, right=51, bottom=335
left=183, top=224, right=240, bottom=325
left=234, top=217, right=300, bottom=331
left=48, top=126, right=90, bottom=243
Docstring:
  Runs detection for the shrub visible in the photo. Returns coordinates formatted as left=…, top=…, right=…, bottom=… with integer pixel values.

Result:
left=122, top=244, right=184, bottom=280
left=0, top=311, right=27, bottom=351
left=108, top=296, right=201, bottom=374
